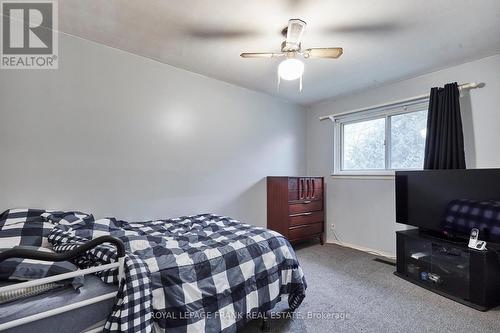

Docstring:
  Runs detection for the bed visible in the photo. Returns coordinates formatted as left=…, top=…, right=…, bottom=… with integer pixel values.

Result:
left=0, top=209, right=307, bottom=333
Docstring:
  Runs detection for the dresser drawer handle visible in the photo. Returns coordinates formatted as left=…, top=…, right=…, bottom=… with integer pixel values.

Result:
left=303, top=200, right=312, bottom=204
left=289, top=212, right=313, bottom=217
left=289, top=224, right=314, bottom=230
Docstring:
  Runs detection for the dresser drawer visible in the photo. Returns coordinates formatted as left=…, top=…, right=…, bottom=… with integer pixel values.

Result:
left=289, top=200, right=323, bottom=215
left=288, top=222, right=323, bottom=240
left=288, top=177, right=323, bottom=201
left=289, top=210, right=324, bottom=227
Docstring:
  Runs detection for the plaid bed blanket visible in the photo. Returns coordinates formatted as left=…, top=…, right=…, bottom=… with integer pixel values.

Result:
left=442, top=199, right=500, bottom=242
left=47, top=213, right=307, bottom=333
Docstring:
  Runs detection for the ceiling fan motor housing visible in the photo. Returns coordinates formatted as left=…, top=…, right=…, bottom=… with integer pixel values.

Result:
left=281, top=19, right=306, bottom=52
left=281, top=40, right=301, bottom=52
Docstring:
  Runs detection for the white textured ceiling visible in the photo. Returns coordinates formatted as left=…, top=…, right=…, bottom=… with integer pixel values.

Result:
left=58, top=0, right=500, bottom=105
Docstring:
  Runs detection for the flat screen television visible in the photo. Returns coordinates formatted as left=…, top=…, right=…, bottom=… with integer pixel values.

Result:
left=395, top=169, right=500, bottom=243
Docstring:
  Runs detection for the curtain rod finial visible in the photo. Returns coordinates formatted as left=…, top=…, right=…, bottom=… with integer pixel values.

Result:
left=319, top=115, right=335, bottom=121
left=460, top=82, right=485, bottom=90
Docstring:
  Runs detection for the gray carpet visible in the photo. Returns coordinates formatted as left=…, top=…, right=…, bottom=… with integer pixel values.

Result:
left=240, top=241, right=500, bottom=333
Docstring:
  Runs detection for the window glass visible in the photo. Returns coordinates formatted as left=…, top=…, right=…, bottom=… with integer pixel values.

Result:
left=342, top=118, right=386, bottom=170
left=390, top=110, right=428, bottom=169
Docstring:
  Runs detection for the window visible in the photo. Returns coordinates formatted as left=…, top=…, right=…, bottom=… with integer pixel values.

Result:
left=343, top=118, right=385, bottom=170
left=334, top=99, right=429, bottom=176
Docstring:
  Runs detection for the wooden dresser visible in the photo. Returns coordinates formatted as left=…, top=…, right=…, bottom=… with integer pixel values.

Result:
left=267, top=176, right=325, bottom=244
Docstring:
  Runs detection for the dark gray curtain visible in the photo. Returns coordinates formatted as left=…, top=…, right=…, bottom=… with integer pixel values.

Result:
left=423, top=82, right=466, bottom=169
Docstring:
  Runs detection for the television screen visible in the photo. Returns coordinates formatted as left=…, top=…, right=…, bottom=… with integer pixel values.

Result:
left=395, top=169, right=500, bottom=243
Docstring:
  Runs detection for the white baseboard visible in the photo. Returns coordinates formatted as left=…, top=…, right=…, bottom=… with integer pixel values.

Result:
left=326, top=239, right=396, bottom=260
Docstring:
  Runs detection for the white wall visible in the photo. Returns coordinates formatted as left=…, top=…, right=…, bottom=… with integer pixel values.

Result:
left=0, top=33, right=306, bottom=225
left=306, top=54, right=500, bottom=256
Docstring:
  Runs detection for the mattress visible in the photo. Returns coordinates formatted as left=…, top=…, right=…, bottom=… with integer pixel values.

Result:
left=0, top=275, right=117, bottom=333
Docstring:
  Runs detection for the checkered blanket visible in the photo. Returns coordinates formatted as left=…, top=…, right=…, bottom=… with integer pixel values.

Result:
left=47, top=213, right=306, bottom=333
left=442, top=199, right=500, bottom=241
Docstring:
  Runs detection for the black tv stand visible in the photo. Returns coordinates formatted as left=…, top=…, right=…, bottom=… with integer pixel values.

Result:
left=395, top=229, right=500, bottom=311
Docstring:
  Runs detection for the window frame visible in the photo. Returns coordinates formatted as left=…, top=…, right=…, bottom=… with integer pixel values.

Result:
left=333, top=99, right=429, bottom=177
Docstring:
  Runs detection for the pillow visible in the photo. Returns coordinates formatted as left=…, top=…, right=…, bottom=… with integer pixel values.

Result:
left=0, top=209, right=53, bottom=248
left=41, top=210, right=94, bottom=226
left=0, top=246, right=84, bottom=289
left=0, top=209, right=93, bottom=249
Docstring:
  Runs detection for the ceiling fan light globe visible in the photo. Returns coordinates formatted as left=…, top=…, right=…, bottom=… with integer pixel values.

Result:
left=278, top=58, right=304, bottom=80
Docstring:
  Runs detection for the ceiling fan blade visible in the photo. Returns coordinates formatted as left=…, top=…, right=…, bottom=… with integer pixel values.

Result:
left=324, top=22, right=400, bottom=35
left=186, top=28, right=257, bottom=39
left=304, top=47, right=343, bottom=59
left=285, top=19, right=306, bottom=50
left=286, top=0, right=307, bottom=10
left=240, top=52, right=284, bottom=58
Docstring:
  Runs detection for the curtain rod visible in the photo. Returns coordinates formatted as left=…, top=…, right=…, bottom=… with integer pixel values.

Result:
left=319, top=82, right=483, bottom=121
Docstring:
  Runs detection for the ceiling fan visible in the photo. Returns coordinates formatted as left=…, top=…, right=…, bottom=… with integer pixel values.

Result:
left=240, top=19, right=343, bottom=89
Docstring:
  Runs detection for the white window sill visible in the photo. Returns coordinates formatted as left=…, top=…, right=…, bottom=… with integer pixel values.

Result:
left=331, top=172, right=396, bottom=180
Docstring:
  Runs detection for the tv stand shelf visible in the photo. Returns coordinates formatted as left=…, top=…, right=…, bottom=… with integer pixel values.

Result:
left=395, top=229, right=500, bottom=311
